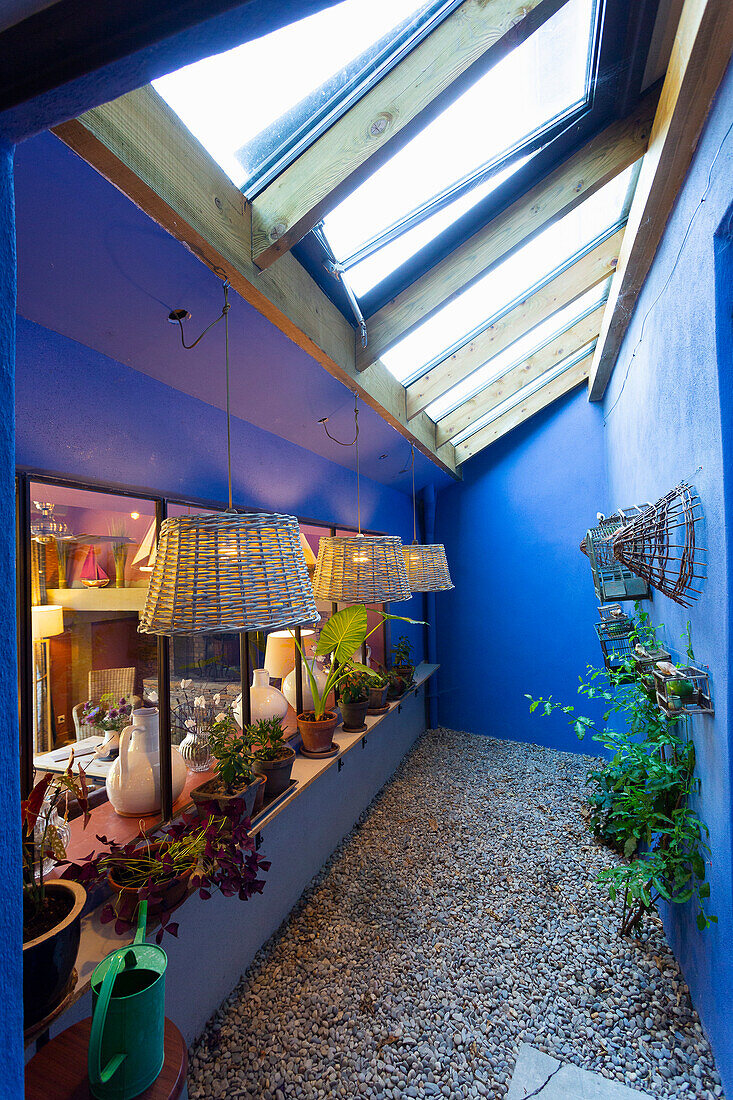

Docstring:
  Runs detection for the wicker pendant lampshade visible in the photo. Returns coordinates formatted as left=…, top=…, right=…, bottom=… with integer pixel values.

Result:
left=313, top=534, right=412, bottom=604
left=139, top=511, right=319, bottom=635
left=402, top=544, right=454, bottom=592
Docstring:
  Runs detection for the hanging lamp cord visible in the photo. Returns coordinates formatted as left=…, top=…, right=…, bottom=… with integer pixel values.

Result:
left=411, top=444, right=417, bottom=544
left=318, top=393, right=361, bottom=534
left=171, top=279, right=234, bottom=508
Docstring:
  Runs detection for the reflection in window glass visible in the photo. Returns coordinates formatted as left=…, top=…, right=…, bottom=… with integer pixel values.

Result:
left=427, top=280, right=610, bottom=423
left=383, top=166, right=634, bottom=383
left=28, top=484, right=157, bottom=779
left=322, top=0, right=596, bottom=292
left=154, top=0, right=437, bottom=190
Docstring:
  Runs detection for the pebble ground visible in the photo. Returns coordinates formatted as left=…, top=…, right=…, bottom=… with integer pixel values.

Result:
left=188, top=728, right=724, bottom=1099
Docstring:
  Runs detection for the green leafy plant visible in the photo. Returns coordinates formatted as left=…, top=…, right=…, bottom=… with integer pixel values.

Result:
left=339, top=669, right=372, bottom=704
left=246, top=716, right=290, bottom=762
left=292, top=605, right=424, bottom=721
left=391, top=635, right=415, bottom=670
left=526, top=611, right=715, bottom=937
left=208, top=712, right=255, bottom=792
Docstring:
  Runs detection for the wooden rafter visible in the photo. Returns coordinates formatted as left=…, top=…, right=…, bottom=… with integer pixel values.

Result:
left=454, top=350, right=592, bottom=461
left=588, top=0, right=733, bottom=399
left=358, top=92, right=656, bottom=372
left=405, top=225, right=624, bottom=418
left=52, top=85, right=460, bottom=479
left=250, top=0, right=563, bottom=269
left=435, top=303, right=604, bottom=445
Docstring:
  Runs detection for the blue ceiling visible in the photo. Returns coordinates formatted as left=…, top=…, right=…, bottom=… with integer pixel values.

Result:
left=14, top=130, right=450, bottom=493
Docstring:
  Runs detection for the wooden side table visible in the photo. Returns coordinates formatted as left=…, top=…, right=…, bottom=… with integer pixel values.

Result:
left=25, top=1017, right=188, bottom=1099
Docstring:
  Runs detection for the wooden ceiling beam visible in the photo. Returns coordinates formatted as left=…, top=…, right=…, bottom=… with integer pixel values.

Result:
left=250, top=0, right=564, bottom=270
left=435, top=303, right=604, bottom=445
left=588, top=0, right=733, bottom=399
left=405, top=225, right=624, bottom=418
left=358, top=92, right=656, bottom=371
left=52, top=85, right=460, bottom=478
left=454, top=351, right=592, bottom=461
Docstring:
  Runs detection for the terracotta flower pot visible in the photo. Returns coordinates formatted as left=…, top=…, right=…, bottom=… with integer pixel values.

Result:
left=367, top=684, right=389, bottom=713
left=253, top=746, right=296, bottom=798
left=297, top=711, right=338, bottom=753
left=107, top=841, right=192, bottom=927
left=340, top=699, right=369, bottom=730
left=23, top=879, right=86, bottom=1028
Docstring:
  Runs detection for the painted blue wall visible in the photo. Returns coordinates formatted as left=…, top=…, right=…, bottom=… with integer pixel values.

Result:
left=434, top=387, right=610, bottom=751
left=0, top=139, right=23, bottom=1097
left=602, top=60, right=733, bottom=1093
left=14, top=315, right=427, bottom=658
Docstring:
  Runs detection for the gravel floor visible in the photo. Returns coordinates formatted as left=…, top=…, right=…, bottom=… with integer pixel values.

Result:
left=188, top=728, right=725, bottom=1100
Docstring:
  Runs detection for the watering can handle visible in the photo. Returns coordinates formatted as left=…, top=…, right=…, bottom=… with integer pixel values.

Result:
left=88, top=901, right=148, bottom=1089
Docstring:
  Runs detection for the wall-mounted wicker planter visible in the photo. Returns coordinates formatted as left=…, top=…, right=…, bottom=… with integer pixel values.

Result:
left=652, top=665, right=714, bottom=716
left=594, top=615, right=634, bottom=671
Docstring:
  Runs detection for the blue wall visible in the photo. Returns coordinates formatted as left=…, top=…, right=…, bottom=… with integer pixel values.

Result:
left=602, top=60, right=733, bottom=1093
left=14, top=315, right=427, bottom=658
left=434, top=387, right=610, bottom=750
left=0, top=140, right=23, bottom=1096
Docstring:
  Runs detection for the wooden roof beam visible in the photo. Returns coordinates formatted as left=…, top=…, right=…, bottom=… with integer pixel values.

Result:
left=435, top=303, right=604, bottom=445
left=588, top=0, right=733, bottom=399
left=405, top=225, right=624, bottom=418
left=453, top=350, right=592, bottom=461
left=52, top=85, right=460, bottom=479
left=250, top=0, right=565, bottom=270
left=358, top=91, right=656, bottom=371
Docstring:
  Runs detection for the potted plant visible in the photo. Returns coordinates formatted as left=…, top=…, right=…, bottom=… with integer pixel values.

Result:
left=71, top=800, right=269, bottom=943
left=292, top=605, right=424, bottom=753
left=80, top=693, right=134, bottom=757
left=247, top=716, right=296, bottom=798
left=22, top=756, right=90, bottom=1027
left=366, top=670, right=389, bottom=714
left=190, top=705, right=262, bottom=819
left=391, top=635, right=415, bottom=683
left=339, top=669, right=372, bottom=730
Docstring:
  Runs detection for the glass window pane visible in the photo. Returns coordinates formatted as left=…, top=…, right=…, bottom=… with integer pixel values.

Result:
left=28, top=482, right=157, bottom=775
left=153, top=0, right=439, bottom=190
left=384, top=166, right=634, bottom=383
left=322, top=0, right=596, bottom=289
left=427, top=279, right=610, bottom=422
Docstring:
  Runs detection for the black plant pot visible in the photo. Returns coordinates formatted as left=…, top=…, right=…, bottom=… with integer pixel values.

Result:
left=341, top=699, right=369, bottom=730
left=368, top=684, right=389, bottom=713
left=23, top=880, right=86, bottom=1028
left=253, top=747, right=296, bottom=798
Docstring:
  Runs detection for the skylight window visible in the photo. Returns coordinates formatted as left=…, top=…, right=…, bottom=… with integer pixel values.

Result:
left=383, top=165, right=635, bottom=384
left=321, top=0, right=597, bottom=294
left=427, top=280, right=610, bottom=423
left=153, top=0, right=443, bottom=191
left=452, top=343, right=595, bottom=446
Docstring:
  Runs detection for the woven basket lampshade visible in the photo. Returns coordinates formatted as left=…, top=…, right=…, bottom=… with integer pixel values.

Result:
left=138, top=511, right=319, bottom=635
left=313, top=535, right=412, bottom=604
left=402, top=544, right=454, bottom=592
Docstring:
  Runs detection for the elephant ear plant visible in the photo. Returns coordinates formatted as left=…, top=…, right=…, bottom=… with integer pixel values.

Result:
left=291, top=605, right=424, bottom=752
left=526, top=606, right=715, bottom=937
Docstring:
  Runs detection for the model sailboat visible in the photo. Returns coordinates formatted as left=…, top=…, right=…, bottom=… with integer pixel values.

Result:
left=131, top=518, right=157, bottom=572
left=80, top=546, right=109, bottom=588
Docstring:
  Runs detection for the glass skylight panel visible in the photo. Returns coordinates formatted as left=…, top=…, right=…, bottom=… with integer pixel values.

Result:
left=153, top=0, right=437, bottom=190
left=427, top=280, right=610, bottom=422
left=383, top=165, right=634, bottom=383
left=322, top=0, right=596, bottom=291
left=452, top=344, right=595, bottom=446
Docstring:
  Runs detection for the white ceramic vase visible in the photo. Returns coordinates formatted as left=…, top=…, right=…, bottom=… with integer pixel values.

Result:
left=282, top=658, right=330, bottom=713
left=234, top=669, right=289, bottom=727
left=106, top=707, right=187, bottom=817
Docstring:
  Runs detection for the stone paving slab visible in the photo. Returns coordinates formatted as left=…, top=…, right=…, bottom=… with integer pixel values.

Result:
left=508, top=1044, right=656, bottom=1100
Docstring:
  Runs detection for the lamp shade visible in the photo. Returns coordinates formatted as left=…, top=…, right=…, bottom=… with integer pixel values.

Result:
left=300, top=532, right=317, bottom=576
left=32, top=605, right=64, bottom=639
left=264, top=628, right=316, bottom=680
left=402, top=544, right=454, bottom=592
left=138, top=511, right=319, bottom=635
left=313, top=535, right=412, bottom=603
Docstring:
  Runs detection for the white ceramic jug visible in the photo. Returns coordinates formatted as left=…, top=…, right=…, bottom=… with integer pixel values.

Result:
left=282, top=657, right=330, bottom=713
left=106, top=707, right=187, bottom=817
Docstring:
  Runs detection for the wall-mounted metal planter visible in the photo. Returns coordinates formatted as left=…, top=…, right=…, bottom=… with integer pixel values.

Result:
left=594, top=614, right=634, bottom=671
left=652, top=664, right=714, bottom=716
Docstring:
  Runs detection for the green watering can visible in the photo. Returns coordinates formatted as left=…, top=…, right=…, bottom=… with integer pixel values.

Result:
left=88, top=901, right=167, bottom=1099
